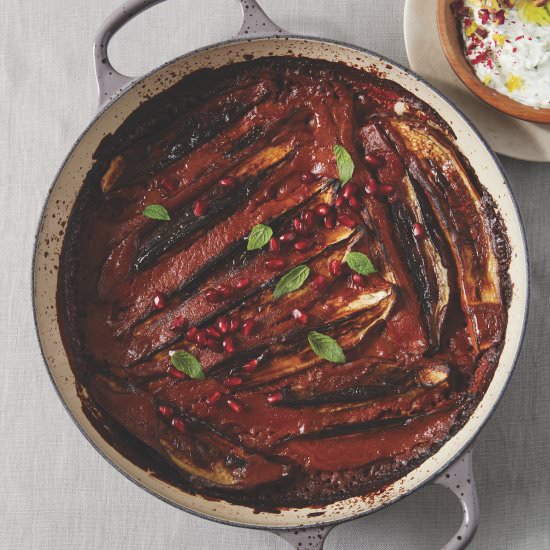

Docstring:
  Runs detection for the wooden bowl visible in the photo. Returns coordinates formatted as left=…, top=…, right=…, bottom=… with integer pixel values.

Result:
left=437, top=0, right=550, bottom=124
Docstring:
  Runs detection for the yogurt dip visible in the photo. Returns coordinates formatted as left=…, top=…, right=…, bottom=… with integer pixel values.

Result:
left=453, top=0, right=550, bottom=109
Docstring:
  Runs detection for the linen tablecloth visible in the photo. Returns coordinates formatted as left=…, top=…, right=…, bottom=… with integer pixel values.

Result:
left=1, top=1, right=548, bottom=548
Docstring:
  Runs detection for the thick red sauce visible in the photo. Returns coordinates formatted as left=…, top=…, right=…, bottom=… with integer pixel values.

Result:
left=58, top=57, right=510, bottom=508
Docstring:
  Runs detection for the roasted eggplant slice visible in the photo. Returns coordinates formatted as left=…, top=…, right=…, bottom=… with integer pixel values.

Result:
left=133, top=142, right=296, bottom=272
left=361, top=122, right=450, bottom=351
left=279, top=407, right=461, bottom=472
left=278, top=359, right=450, bottom=406
left=171, top=363, right=452, bottom=452
left=86, top=373, right=288, bottom=489
left=381, top=118, right=505, bottom=351
left=159, top=425, right=289, bottom=489
left=239, top=284, right=397, bottom=389
left=100, top=82, right=272, bottom=192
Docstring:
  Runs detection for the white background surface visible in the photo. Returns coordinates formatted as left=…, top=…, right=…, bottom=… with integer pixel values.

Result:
left=1, top=1, right=548, bottom=548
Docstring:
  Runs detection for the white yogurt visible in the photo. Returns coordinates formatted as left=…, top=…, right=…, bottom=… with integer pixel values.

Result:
left=458, top=1, right=550, bottom=109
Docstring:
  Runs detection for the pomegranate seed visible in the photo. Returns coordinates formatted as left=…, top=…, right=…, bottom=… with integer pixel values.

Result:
left=300, top=172, right=317, bottom=184
left=364, top=153, right=382, bottom=168
left=352, top=273, right=368, bottom=288
left=269, top=237, right=281, bottom=252
left=335, top=195, right=344, bottom=208
left=324, top=212, right=336, bottom=229
left=205, top=288, right=223, bottom=303
left=169, top=315, right=187, bottom=331
left=294, top=238, right=313, bottom=251
left=242, top=319, right=257, bottom=337
left=377, top=184, right=394, bottom=196
left=365, top=177, right=378, bottom=195
left=475, top=27, right=488, bottom=38
left=224, top=376, right=243, bottom=387
left=265, top=258, right=285, bottom=270
left=158, top=405, right=173, bottom=418
left=478, top=8, right=490, bottom=24
left=494, top=9, right=505, bottom=24
left=153, top=291, right=165, bottom=310
left=217, top=316, right=230, bottom=334
left=206, top=391, right=221, bottom=405
left=206, top=326, right=222, bottom=339
left=242, top=359, right=258, bottom=372
left=218, top=284, right=233, bottom=298
left=267, top=391, right=283, bottom=404
left=279, top=231, right=297, bottom=243
left=159, top=177, right=177, bottom=194
left=348, top=195, right=362, bottom=212
left=293, top=218, right=308, bottom=234
left=341, top=183, right=356, bottom=200
left=206, top=338, right=222, bottom=352
left=186, top=326, right=198, bottom=342
left=312, top=274, right=328, bottom=290
left=329, top=259, right=342, bottom=277
left=337, top=213, right=356, bottom=229
left=223, top=336, right=236, bottom=353
left=219, top=176, right=237, bottom=189
left=171, top=417, right=186, bottom=433
left=413, top=223, right=426, bottom=239
left=292, top=309, right=309, bottom=325
left=194, top=329, right=207, bottom=347
left=167, top=366, right=185, bottom=379
left=314, top=203, right=331, bottom=217
left=301, top=209, right=316, bottom=229
left=193, top=199, right=208, bottom=217
left=229, top=318, right=241, bottom=333
left=235, top=277, right=250, bottom=289
left=227, top=398, right=243, bottom=413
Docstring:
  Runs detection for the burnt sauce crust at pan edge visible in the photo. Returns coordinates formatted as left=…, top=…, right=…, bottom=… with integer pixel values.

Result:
left=58, top=56, right=511, bottom=509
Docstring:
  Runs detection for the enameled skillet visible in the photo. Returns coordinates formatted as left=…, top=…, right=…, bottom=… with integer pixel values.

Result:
left=32, top=1, right=529, bottom=548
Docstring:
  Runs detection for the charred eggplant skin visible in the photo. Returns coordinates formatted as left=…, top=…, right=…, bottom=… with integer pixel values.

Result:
left=58, top=57, right=509, bottom=509
left=379, top=118, right=507, bottom=351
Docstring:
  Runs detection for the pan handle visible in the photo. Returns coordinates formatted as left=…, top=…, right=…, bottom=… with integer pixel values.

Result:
left=93, top=0, right=288, bottom=109
left=234, top=0, right=287, bottom=38
left=272, top=447, right=479, bottom=550
left=275, top=525, right=335, bottom=550
left=94, top=0, right=162, bottom=108
left=433, top=446, right=479, bottom=550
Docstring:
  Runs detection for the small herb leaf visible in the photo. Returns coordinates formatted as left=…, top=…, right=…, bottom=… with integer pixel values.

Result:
left=143, top=204, right=170, bottom=221
left=247, top=223, right=273, bottom=251
left=307, top=331, right=346, bottom=363
left=170, top=351, right=205, bottom=379
left=333, top=144, right=355, bottom=185
left=273, top=265, right=310, bottom=300
left=345, top=251, right=376, bottom=276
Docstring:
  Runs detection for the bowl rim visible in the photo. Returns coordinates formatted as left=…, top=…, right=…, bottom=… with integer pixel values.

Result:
left=436, top=0, right=550, bottom=124
left=32, top=33, right=531, bottom=531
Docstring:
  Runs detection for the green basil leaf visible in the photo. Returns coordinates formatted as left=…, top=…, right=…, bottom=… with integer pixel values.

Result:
left=307, top=331, right=346, bottom=363
left=170, top=351, right=205, bottom=379
left=246, top=223, right=273, bottom=251
left=273, top=265, right=310, bottom=300
left=333, top=144, right=355, bottom=185
left=143, top=204, right=170, bottom=221
left=345, top=251, right=376, bottom=276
